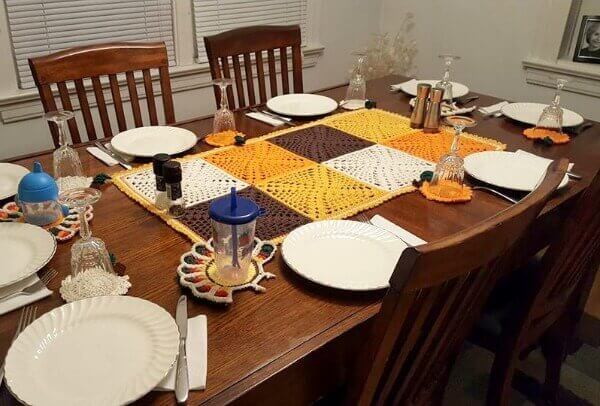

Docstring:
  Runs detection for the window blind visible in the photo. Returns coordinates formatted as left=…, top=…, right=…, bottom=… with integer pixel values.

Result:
left=193, top=0, right=308, bottom=63
left=5, top=0, right=176, bottom=89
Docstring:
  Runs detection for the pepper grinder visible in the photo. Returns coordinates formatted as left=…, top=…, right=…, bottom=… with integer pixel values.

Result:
left=410, top=83, right=432, bottom=129
left=423, top=87, right=445, bottom=133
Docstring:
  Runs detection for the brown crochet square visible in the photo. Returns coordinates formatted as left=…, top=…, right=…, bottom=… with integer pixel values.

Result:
left=268, top=125, right=374, bottom=163
left=179, top=187, right=310, bottom=241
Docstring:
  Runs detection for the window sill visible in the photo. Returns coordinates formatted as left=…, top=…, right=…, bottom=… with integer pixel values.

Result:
left=0, top=43, right=325, bottom=124
left=522, top=57, right=600, bottom=98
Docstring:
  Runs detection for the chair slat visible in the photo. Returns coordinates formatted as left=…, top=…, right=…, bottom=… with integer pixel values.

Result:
left=126, top=71, right=143, bottom=127
left=255, top=51, right=267, bottom=103
left=91, top=76, right=112, bottom=137
left=159, top=66, right=175, bottom=124
left=108, top=74, right=127, bottom=132
left=243, top=53, right=256, bottom=106
left=267, top=49, right=277, bottom=97
left=142, top=69, right=158, bottom=125
left=291, top=44, right=303, bottom=93
left=232, top=54, right=246, bottom=108
left=56, top=81, right=81, bottom=144
left=39, top=84, right=59, bottom=147
left=279, top=47, right=289, bottom=94
left=74, top=79, right=97, bottom=141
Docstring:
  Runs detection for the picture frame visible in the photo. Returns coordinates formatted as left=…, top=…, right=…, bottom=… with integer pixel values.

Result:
left=573, top=15, right=600, bottom=64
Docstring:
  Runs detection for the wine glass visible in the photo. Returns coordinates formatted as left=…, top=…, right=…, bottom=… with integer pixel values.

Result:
left=430, top=115, right=477, bottom=192
left=59, top=187, right=114, bottom=277
left=47, top=110, right=85, bottom=191
left=435, top=54, right=461, bottom=101
left=342, top=51, right=367, bottom=110
left=535, top=77, right=569, bottom=134
left=212, top=78, right=236, bottom=133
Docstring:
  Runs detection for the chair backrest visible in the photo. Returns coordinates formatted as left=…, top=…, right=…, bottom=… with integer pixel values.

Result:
left=349, top=159, right=568, bottom=405
left=204, top=25, right=303, bottom=110
left=29, top=42, right=175, bottom=147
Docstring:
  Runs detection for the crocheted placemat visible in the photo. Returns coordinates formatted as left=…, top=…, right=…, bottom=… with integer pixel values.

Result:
left=112, top=109, right=505, bottom=244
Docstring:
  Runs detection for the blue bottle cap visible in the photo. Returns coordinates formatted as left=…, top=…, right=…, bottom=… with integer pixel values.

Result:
left=17, top=161, right=59, bottom=203
left=209, top=187, right=259, bottom=225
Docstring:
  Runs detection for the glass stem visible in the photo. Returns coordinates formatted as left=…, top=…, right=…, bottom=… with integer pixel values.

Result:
left=450, top=126, right=463, bottom=154
left=57, top=119, right=68, bottom=147
left=78, top=207, right=91, bottom=240
left=219, top=84, right=229, bottom=110
left=551, top=91, right=561, bottom=107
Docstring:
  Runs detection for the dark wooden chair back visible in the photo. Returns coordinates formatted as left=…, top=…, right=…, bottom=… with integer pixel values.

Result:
left=349, top=159, right=568, bottom=405
left=204, top=25, right=303, bottom=110
left=29, top=42, right=175, bottom=147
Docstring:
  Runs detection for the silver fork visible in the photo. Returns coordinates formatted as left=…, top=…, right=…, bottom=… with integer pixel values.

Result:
left=0, top=268, right=58, bottom=302
left=356, top=213, right=411, bottom=246
left=0, top=305, right=38, bottom=384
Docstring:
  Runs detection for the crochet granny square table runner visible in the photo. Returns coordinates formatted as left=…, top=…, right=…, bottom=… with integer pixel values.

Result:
left=113, top=109, right=505, bottom=244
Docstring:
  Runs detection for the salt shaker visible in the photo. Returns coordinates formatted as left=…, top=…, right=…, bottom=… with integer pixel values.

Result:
left=410, top=83, right=432, bottom=129
left=163, top=161, right=184, bottom=218
left=152, top=153, right=170, bottom=210
left=423, top=87, right=445, bottom=133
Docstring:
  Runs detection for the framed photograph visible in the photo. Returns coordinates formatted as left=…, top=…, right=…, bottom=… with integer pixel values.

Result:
left=573, top=15, right=600, bottom=64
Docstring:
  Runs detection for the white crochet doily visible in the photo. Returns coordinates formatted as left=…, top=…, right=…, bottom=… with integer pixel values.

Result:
left=123, top=158, right=249, bottom=207
left=57, top=176, right=94, bottom=192
left=60, top=268, right=131, bottom=303
left=324, top=145, right=435, bottom=191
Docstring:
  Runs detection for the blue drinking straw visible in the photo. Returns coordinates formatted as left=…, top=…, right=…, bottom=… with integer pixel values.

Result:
left=230, top=187, right=240, bottom=268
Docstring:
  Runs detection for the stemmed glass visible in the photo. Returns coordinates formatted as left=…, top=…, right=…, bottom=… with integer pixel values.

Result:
left=46, top=110, right=85, bottom=191
left=435, top=54, right=461, bottom=101
left=535, top=77, right=569, bottom=134
left=431, top=115, right=477, bottom=193
left=342, top=51, right=367, bottom=110
left=59, top=187, right=114, bottom=277
left=212, top=78, right=236, bottom=133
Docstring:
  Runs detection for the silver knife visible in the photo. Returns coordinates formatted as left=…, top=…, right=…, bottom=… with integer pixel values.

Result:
left=175, top=295, right=189, bottom=404
left=93, top=141, right=132, bottom=170
left=258, top=109, right=293, bottom=122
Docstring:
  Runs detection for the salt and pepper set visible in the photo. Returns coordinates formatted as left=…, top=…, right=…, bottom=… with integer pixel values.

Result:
left=410, top=83, right=444, bottom=132
left=153, top=154, right=184, bottom=217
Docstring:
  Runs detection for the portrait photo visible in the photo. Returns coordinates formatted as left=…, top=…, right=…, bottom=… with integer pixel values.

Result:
left=573, top=15, right=600, bottom=63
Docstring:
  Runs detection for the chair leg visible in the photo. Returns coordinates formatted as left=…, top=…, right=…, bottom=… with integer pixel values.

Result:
left=540, top=334, right=566, bottom=405
left=486, top=351, right=519, bottom=406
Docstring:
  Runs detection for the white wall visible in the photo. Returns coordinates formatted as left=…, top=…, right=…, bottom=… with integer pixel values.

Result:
left=380, top=0, right=600, bottom=121
left=0, top=0, right=382, bottom=160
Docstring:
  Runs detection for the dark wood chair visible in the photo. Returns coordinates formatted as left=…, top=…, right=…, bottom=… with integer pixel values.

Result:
left=346, top=159, right=569, bottom=406
left=29, top=42, right=175, bottom=148
left=470, top=169, right=600, bottom=406
left=204, top=25, right=303, bottom=110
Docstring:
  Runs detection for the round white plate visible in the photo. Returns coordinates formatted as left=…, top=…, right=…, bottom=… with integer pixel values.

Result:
left=0, top=223, right=56, bottom=288
left=501, top=102, right=584, bottom=128
left=464, top=151, right=569, bottom=192
left=266, top=94, right=338, bottom=117
left=111, top=126, right=198, bottom=158
left=5, top=295, right=179, bottom=406
left=398, top=79, right=469, bottom=100
left=0, top=163, right=29, bottom=200
left=282, top=220, right=406, bottom=291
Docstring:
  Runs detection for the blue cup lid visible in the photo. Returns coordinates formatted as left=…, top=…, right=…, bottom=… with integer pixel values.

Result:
left=209, top=188, right=259, bottom=225
left=17, top=161, right=59, bottom=203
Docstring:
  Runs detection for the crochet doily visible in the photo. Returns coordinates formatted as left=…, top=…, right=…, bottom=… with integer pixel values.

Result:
left=0, top=201, right=93, bottom=242
left=324, top=109, right=417, bottom=143
left=57, top=176, right=93, bottom=192
left=324, top=145, right=435, bottom=192
left=177, top=238, right=276, bottom=304
left=59, top=268, right=131, bottom=303
left=204, top=130, right=239, bottom=147
left=419, top=180, right=473, bottom=203
left=523, top=128, right=570, bottom=144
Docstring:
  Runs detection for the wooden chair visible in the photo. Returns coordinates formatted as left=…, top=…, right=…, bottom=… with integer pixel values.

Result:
left=204, top=25, right=303, bottom=110
left=471, top=169, right=600, bottom=406
left=346, top=159, right=568, bottom=406
left=29, top=42, right=175, bottom=148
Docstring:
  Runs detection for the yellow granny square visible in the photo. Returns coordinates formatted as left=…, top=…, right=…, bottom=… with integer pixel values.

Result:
left=383, top=129, right=505, bottom=163
left=204, top=141, right=315, bottom=184
left=256, top=165, right=387, bottom=221
left=323, top=109, right=417, bottom=143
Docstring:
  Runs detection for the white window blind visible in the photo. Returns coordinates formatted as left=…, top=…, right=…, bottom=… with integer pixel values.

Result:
left=193, top=0, right=308, bottom=63
left=5, top=0, right=176, bottom=89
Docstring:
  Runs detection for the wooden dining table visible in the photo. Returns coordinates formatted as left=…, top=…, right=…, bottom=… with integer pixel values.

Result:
left=1, top=75, right=599, bottom=405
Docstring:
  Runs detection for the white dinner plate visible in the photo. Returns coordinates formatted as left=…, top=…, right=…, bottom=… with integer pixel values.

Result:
left=501, top=102, right=584, bottom=127
left=0, top=223, right=56, bottom=288
left=0, top=163, right=29, bottom=200
left=5, top=295, right=179, bottom=406
left=266, top=94, right=338, bottom=117
left=397, top=79, right=469, bottom=100
left=464, top=151, right=569, bottom=192
left=282, top=220, right=407, bottom=291
left=111, top=126, right=198, bottom=158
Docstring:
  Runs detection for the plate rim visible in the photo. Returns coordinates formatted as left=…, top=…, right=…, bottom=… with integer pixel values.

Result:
left=500, top=102, right=584, bottom=127
left=0, top=163, right=29, bottom=200
left=399, top=79, right=469, bottom=99
left=0, top=223, right=56, bottom=288
left=110, top=126, right=198, bottom=158
left=266, top=93, right=339, bottom=117
left=4, top=295, right=179, bottom=406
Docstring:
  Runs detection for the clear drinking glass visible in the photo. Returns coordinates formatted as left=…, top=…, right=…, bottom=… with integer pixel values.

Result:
left=343, top=52, right=367, bottom=110
left=47, top=110, right=85, bottom=191
left=535, top=77, right=569, bottom=134
left=431, top=115, right=477, bottom=188
left=435, top=54, right=461, bottom=100
left=59, top=187, right=114, bottom=277
left=212, top=78, right=236, bottom=133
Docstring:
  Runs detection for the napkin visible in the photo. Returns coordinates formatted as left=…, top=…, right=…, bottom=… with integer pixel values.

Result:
left=246, top=111, right=285, bottom=126
left=155, top=315, right=207, bottom=391
left=515, top=149, right=574, bottom=171
left=370, top=215, right=427, bottom=247
left=87, top=146, right=119, bottom=166
left=478, top=101, right=509, bottom=117
left=0, top=274, right=52, bottom=316
left=390, top=78, right=417, bottom=91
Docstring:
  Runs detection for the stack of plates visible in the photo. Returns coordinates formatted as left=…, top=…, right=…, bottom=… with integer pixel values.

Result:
left=110, top=126, right=198, bottom=158
left=500, top=103, right=584, bottom=127
left=266, top=94, right=338, bottom=117
left=0, top=163, right=28, bottom=200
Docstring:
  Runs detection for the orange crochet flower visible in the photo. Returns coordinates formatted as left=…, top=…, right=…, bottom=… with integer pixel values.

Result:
left=523, top=128, right=570, bottom=144
left=419, top=180, right=472, bottom=203
left=204, top=130, right=239, bottom=147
